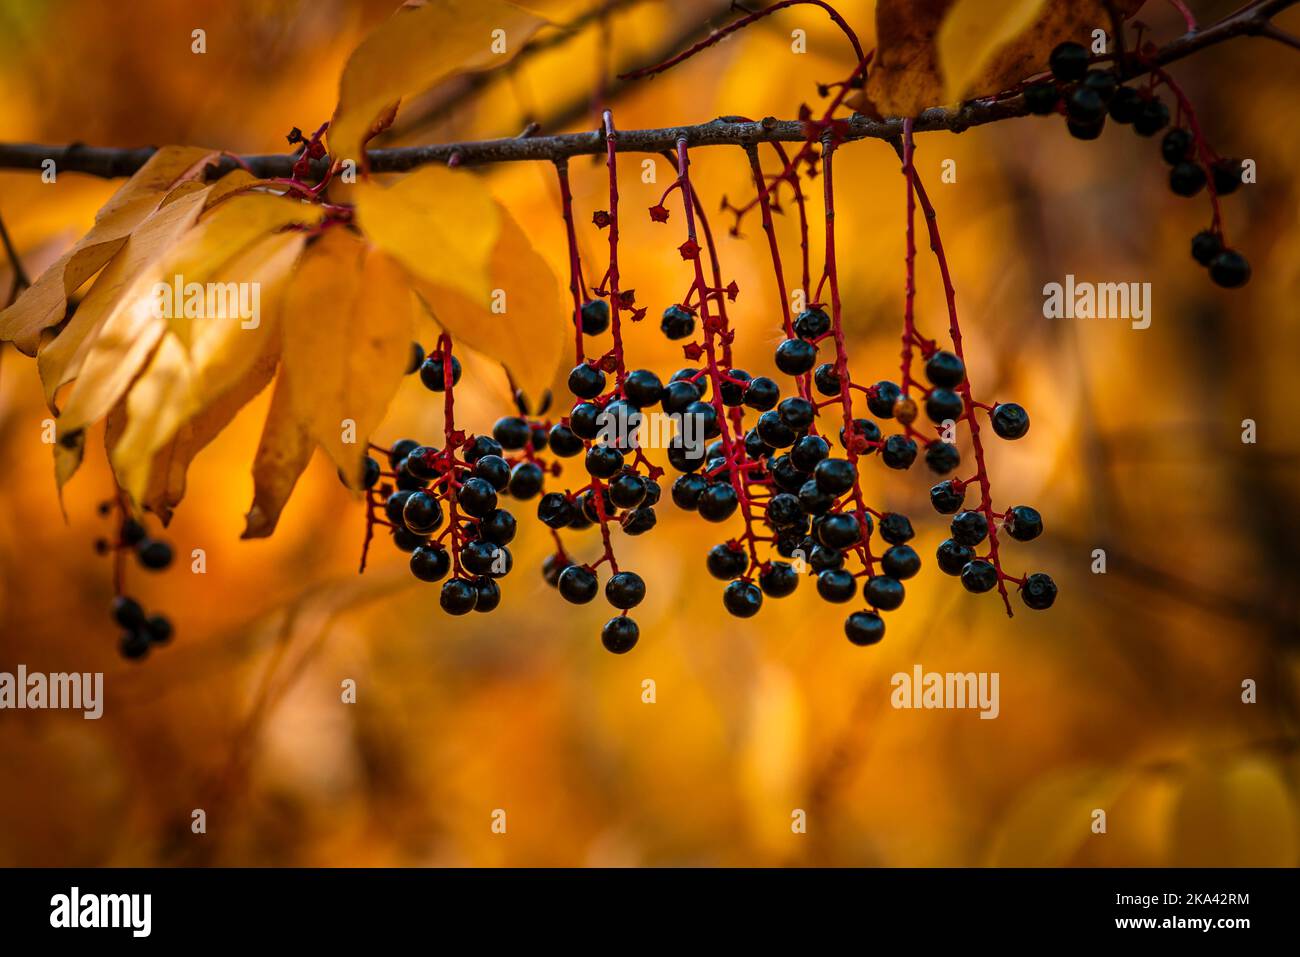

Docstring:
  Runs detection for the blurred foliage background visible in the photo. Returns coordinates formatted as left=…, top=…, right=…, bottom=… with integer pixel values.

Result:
left=1, top=0, right=1299, bottom=866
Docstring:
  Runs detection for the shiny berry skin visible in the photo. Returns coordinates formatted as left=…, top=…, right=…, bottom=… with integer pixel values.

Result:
left=357, top=456, right=381, bottom=489
left=774, top=338, right=817, bottom=375
left=1161, top=128, right=1193, bottom=165
left=479, top=508, right=517, bottom=546
left=813, top=457, right=855, bottom=495
left=790, top=435, right=830, bottom=473
left=463, top=436, right=504, bottom=463
left=892, top=395, right=918, bottom=426
left=1048, top=41, right=1088, bottom=82
left=707, top=542, right=749, bottom=580
left=817, top=513, right=861, bottom=550
left=585, top=444, right=624, bottom=479
left=864, top=575, right=904, bottom=611
left=569, top=402, right=602, bottom=440
left=407, top=341, right=425, bottom=375
left=558, top=565, right=599, bottom=604
left=508, top=462, right=544, bottom=499
left=580, top=299, right=610, bottom=335
left=1067, top=86, right=1105, bottom=124
left=112, top=595, right=146, bottom=628
left=666, top=438, right=706, bottom=473
left=809, top=544, right=844, bottom=572
left=624, top=369, right=663, bottom=408
left=1191, top=230, right=1222, bottom=266
left=698, top=482, right=739, bottom=522
left=119, top=630, right=151, bottom=661
left=757, top=410, right=797, bottom=449
left=867, top=381, right=901, bottom=418
left=925, top=388, right=963, bottom=424
left=461, top=540, right=507, bottom=577
left=767, top=492, right=805, bottom=528
left=580, top=487, right=615, bottom=523
left=393, top=457, right=429, bottom=491
left=1211, top=158, right=1242, bottom=195
left=493, top=416, right=531, bottom=450
left=742, top=376, right=780, bottom=412
left=136, top=539, right=173, bottom=570
left=1209, top=249, right=1251, bottom=288
left=881, top=435, right=918, bottom=469
left=419, top=353, right=461, bottom=391
left=816, top=568, right=856, bottom=603
left=605, top=571, right=646, bottom=609
left=672, top=473, right=708, bottom=510
left=608, top=472, right=646, bottom=509
left=1108, top=86, right=1142, bottom=123
left=120, top=518, right=147, bottom=546
left=1083, top=69, right=1118, bottom=102
left=1021, top=572, right=1058, bottom=610
left=840, top=418, right=881, bottom=454
left=472, top=578, right=501, bottom=613
left=145, top=615, right=173, bottom=644
left=1067, top=117, right=1104, bottom=141
left=661, top=304, right=695, bottom=339
left=602, top=616, right=639, bottom=653
left=925, top=350, right=965, bottom=388
left=1024, top=82, right=1059, bottom=115
left=769, top=455, right=808, bottom=494
left=537, top=492, right=576, bottom=529
left=759, top=561, right=799, bottom=598
left=960, top=560, right=998, bottom=593
left=542, top=553, right=571, bottom=587
left=991, top=403, right=1030, bottom=440
left=391, top=527, right=428, bottom=552
left=930, top=480, right=965, bottom=514
left=951, top=510, right=989, bottom=546
left=1133, top=96, right=1170, bottom=136
left=937, top=539, right=975, bottom=575
left=719, top=369, right=752, bottom=406
left=640, top=479, right=662, bottom=507
left=402, top=491, right=444, bottom=534
left=1005, top=505, right=1043, bottom=542
left=548, top=423, right=584, bottom=457
left=568, top=363, right=606, bottom=399
left=474, top=455, right=511, bottom=492
left=845, top=611, right=885, bottom=646
left=410, top=544, right=451, bottom=582
left=793, top=306, right=831, bottom=340
left=878, top=512, right=914, bottom=545
left=778, top=396, right=815, bottom=432
left=686, top=400, right=720, bottom=439
left=388, top=439, right=420, bottom=468
left=384, top=490, right=413, bottom=525
left=661, top=379, right=702, bottom=415
left=882, top=544, right=921, bottom=580
left=798, top=479, right=834, bottom=516
left=440, top=577, right=478, bottom=614
left=813, top=363, right=841, bottom=396
left=1169, top=161, right=1206, bottom=197
left=722, top=580, right=763, bottom=618
left=456, top=477, right=498, bottom=517
left=925, top=441, right=960, bottom=475
left=622, top=506, right=657, bottom=535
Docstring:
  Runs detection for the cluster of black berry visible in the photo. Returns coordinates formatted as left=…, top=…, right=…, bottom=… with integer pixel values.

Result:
left=1024, top=41, right=1250, bottom=288
left=94, top=504, right=174, bottom=660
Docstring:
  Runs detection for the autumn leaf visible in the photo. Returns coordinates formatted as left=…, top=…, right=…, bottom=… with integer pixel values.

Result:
left=0, top=145, right=217, bottom=355
left=358, top=166, right=565, bottom=397
left=329, top=0, right=545, bottom=166
left=937, top=0, right=1051, bottom=105
left=243, top=364, right=315, bottom=539
left=280, top=228, right=413, bottom=488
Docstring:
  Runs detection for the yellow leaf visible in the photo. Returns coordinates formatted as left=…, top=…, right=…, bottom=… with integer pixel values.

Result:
left=111, top=231, right=305, bottom=502
left=37, top=184, right=211, bottom=413
left=0, top=145, right=218, bottom=355
left=281, top=229, right=413, bottom=486
left=242, top=365, right=315, bottom=539
left=329, top=0, right=544, bottom=165
left=937, top=0, right=1050, bottom=105
left=56, top=193, right=322, bottom=440
left=355, top=165, right=499, bottom=306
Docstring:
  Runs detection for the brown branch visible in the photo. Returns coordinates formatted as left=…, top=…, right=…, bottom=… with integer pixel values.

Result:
left=0, top=0, right=1292, bottom=181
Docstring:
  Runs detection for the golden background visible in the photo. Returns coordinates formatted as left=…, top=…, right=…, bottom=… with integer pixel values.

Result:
left=1, top=0, right=1298, bottom=866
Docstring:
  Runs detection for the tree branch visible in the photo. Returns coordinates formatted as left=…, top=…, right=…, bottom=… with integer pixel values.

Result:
left=0, top=0, right=1292, bottom=181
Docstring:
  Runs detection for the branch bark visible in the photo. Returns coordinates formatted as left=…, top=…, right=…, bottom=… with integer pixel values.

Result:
left=0, top=0, right=1292, bottom=181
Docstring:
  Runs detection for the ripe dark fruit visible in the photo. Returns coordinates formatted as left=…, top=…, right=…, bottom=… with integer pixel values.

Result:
left=672, top=473, right=709, bottom=510
left=1048, top=41, right=1088, bottom=83
left=1067, top=86, right=1105, bottom=124
left=391, top=527, right=428, bottom=552
left=882, top=544, right=921, bottom=580
left=624, top=369, right=664, bottom=408
left=777, top=396, right=815, bottom=431
left=461, top=540, right=506, bottom=577
left=951, top=510, right=989, bottom=546
left=793, top=306, right=831, bottom=340
left=537, top=492, right=576, bottom=529
left=925, top=388, right=963, bottom=423
left=406, top=341, right=425, bottom=375
left=813, top=363, right=842, bottom=396
left=991, top=403, right=1030, bottom=440
left=136, top=539, right=173, bottom=570
left=145, top=615, right=173, bottom=644
left=790, top=434, right=830, bottom=472
left=867, top=381, right=901, bottom=418
left=463, top=436, right=504, bottom=463
left=474, top=455, right=511, bottom=492
left=601, top=616, right=640, bottom=653
left=770, top=454, right=808, bottom=493
left=410, top=544, right=451, bottom=582
left=609, top=472, right=647, bottom=509
left=585, top=444, right=624, bottom=479
left=580, top=298, right=611, bottom=335
left=924, top=350, right=965, bottom=388
left=548, top=424, right=584, bottom=457
left=743, top=376, right=780, bottom=411
left=1024, top=82, right=1059, bottom=115
left=892, top=394, right=918, bottom=426
left=1169, top=161, right=1206, bottom=197
left=960, top=560, right=999, bottom=594
left=402, top=491, right=444, bottom=534
left=813, top=457, right=855, bottom=496
left=1021, top=572, right=1058, bottom=610
left=1006, top=505, right=1044, bottom=542
left=809, top=545, right=844, bottom=572
left=622, top=506, right=657, bottom=535
left=719, top=369, right=751, bottom=406
left=864, top=575, right=905, bottom=611
left=1083, top=69, right=1118, bottom=102
left=456, top=477, right=498, bottom=517
left=419, top=353, right=462, bottom=391
left=1211, top=158, right=1242, bottom=195
left=817, top=513, right=861, bottom=549
left=881, top=435, right=918, bottom=469
left=389, top=439, right=420, bottom=468
left=937, top=539, right=975, bottom=575
left=542, top=554, right=571, bottom=587
left=840, top=418, right=880, bottom=454
left=473, top=578, right=502, bottom=613
left=1191, top=230, right=1222, bottom=266
left=723, top=580, right=763, bottom=618
left=1133, top=97, right=1170, bottom=136
left=767, top=492, right=805, bottom=528
left=661, top=304, right=695, bottom=339
left=120, top=631, right=151, bottom=661
left=120, top=518, right=146, bottom=545
left=1161, top=128, right=1193, bottom=165
left=661, top=378, right=702, bottom=415
left=667, top=437, right=706, bottom=473
left=1209, top=249, right=1251, bottom=288
left=878, top=512, right=914, bottom=545
left=774, top=337, right=818, bottom=375
left=708, top=542, right=749, bottom=579
left=605, top=571, right=646, bottom=609
left=479, top=508, right=518, bottom=546
left=1067, top=117, right=1104, bottom=141
left=1108, top=86, right=1142, bottom=123
left=757, top=410, right=797, bottom=449
left=558, top=565, right=599, bottom=604
left=845, top=611, right=885, bottom=646
left=759, top=561, right=799, bottom=598
left=508, top=462, right=544, bottom=499
left=930, top=480, right=965, bottom=514
left=817, top=568, right=856, bottom=603
left=440, top=578, right=478, bottom=615
left=568, top=363, right=606, bottom=399
left=698, top=483, right=739, bottom=522
left=925, top=441, right=960, bottom=475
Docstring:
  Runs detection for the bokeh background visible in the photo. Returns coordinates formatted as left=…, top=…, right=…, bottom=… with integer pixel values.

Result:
left=1, top=0, right=1299, bottom=866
